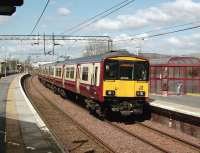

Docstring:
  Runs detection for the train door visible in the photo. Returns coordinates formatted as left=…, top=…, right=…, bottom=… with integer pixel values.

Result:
left=76, top=64, right=81, bottom=93
left=91, top=63, right=100, bottom=99
left=93, top=63, right=100, bottom=86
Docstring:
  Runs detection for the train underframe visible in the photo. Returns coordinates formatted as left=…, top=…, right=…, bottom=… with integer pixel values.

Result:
left=86, top=97, right=151, bottom=118
left=39, top=78, right=151, bottom=119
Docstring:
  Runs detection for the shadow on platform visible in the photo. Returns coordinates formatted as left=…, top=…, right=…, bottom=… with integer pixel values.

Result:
left=0, top=116, right=61, bottom=153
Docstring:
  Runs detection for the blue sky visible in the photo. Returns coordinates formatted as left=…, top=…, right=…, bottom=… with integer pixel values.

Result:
left=0, top=0, right=169, bottom=34
left=0, top=0, right=200, bottom=61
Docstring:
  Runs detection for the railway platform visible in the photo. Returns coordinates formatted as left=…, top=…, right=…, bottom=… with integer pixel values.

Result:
left=150, top=94, right=200, bottom=118
left=0, top=74, right=62, bottom=153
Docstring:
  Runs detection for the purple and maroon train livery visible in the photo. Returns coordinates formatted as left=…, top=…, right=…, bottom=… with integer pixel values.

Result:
left=38, top=51, right=150, bottom=117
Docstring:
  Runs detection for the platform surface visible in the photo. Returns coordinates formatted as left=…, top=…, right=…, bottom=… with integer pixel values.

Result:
left=150, top=94, right=200, bottom=117
left=0, top=74, right=61, bottom=153
left=0, top=75, right=16, bottom=153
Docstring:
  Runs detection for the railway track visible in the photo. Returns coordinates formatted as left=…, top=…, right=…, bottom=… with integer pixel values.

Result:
left=23, top=76, right=66, bottom=153
left=136, top=122, right=200, bottom=151
left=24, top=75, right=200, bottom=153
left=107, top=121, right=169, bottom=153
left=23, top=75, right=115, bottom=153
left=108, top=121, right=200, bottom=153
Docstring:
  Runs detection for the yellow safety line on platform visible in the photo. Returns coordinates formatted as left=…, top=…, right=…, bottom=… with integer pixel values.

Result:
left=187, top=93, right=200, bottom=97
left=6, top=77, right=25, bottom=153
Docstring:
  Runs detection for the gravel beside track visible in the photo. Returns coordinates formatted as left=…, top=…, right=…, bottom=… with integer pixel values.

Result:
left=111, top=122, right=200, bottom=153
left=24, top=75, right=200, bottom=153
left=142, top=120, right=200, bottom=147
left=138, top=122, right=200, bottom=150
left=24, top=76, right=114, bottom=153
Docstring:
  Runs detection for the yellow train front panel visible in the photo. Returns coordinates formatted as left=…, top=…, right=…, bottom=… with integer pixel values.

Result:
left=109, top=57, right=146, bottom=61
left=103, top=80, right=149, bottom=97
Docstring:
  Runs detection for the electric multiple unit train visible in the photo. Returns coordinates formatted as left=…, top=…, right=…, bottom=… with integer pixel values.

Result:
left=38, top=51, right=150, bottom=117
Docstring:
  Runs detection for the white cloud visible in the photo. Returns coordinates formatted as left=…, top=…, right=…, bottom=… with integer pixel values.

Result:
left=167, top=33, right=200, bottom=49
left=57, top=7, right=70, bottom=16
left=112, top=32, right=200, bottom=55
left=94, top=0, right=200, bottom=31
left=163, top=0, right=200, bottom=21
left=168, top=37, right=181, bottom=46
left=95, top=19, right=121, bottom=30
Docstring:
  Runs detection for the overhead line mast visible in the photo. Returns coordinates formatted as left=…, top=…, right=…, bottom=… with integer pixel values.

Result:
left=0, top=35, right=111, bottom=41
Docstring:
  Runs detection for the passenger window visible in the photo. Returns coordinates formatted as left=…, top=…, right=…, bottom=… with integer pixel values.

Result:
left=82, top=67, right=88, bottom=81
left=50, top=67, right=54, bottom=75
left=70, top=67, right=74, bottom=79
left=66, top=67, right=75, bottom=79
left=56, top=68, right=62, bottom=77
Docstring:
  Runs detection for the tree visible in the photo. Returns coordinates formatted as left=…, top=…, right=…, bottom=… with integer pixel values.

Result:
left=83, top=40, right=112, bottom=57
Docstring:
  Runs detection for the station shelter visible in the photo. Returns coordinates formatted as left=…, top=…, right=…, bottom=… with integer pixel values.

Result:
left=150, top=57, right=200, bottom=95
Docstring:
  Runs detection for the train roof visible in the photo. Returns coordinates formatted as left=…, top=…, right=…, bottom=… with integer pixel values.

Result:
left=60, top=50, right=147, bottom=65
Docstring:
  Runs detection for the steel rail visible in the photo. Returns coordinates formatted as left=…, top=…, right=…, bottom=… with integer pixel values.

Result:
left=31, top=76, right=174, bottom=153
left=107, top=121, right=169, bottom=153
left=24, top=75, right=116, bottom=153
left=28, top=75, right=200, bottom=153
left=23, top=76, right=67, bottom=153
left=136, top=122, right=200, bottom=152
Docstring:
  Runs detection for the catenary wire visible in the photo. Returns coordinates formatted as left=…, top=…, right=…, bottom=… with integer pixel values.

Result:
left=64, top=0, right=136, bottom=35
left=61, top=0, right=133, bottom=35
left=144, top=25, right=200, bottom=39
left=114, top=24, right=200, bottom=42
left=128, top=20, right=200, bottom=38
left=30, top=0, right=50, bottom=35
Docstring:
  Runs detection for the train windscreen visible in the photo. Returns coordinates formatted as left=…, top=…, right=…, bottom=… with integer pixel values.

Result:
left=104, top=60, right=149, bottom=81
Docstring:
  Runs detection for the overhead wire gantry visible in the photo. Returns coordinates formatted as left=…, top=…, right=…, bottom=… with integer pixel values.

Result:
left=0, top=34, right=113, bottom=56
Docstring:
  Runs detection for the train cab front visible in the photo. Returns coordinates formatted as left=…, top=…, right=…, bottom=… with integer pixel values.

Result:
left=103, top=57, right=150, bottom=116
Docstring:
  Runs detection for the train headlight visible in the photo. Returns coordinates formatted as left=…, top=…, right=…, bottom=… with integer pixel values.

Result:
left=106, top=90, right=115, bottom=96
left=136, top=91, right=145, bottom=96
